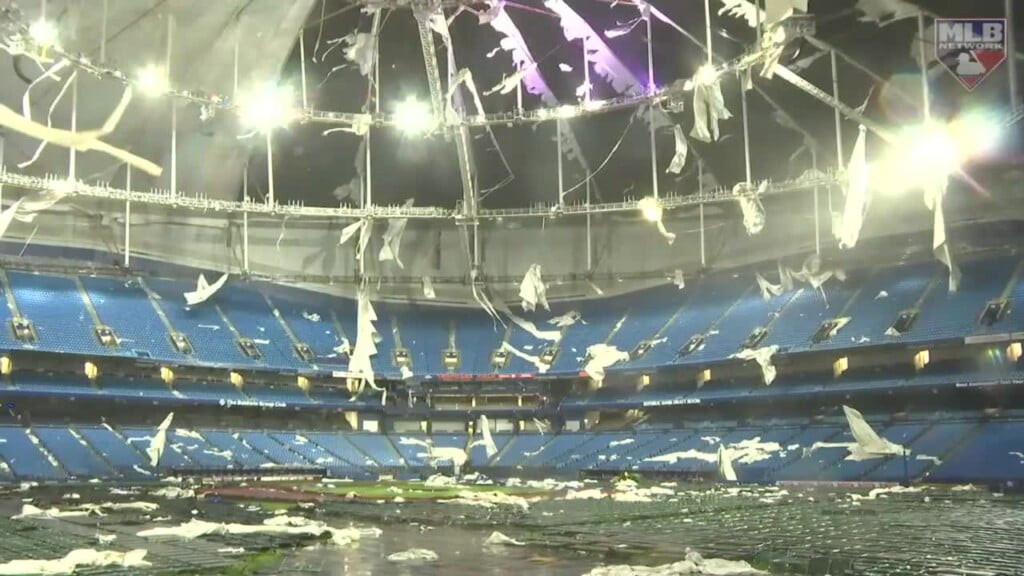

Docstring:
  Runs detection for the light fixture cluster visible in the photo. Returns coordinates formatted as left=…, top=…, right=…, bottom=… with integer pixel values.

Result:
left=10, top=15, right=758, bottom=135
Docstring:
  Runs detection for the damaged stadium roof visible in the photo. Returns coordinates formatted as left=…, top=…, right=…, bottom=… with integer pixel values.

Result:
left=0, top=0, right=1019, bottom=212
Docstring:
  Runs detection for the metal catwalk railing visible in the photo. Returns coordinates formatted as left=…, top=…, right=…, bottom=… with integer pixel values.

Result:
left=0, top=169, right=842, bottom=220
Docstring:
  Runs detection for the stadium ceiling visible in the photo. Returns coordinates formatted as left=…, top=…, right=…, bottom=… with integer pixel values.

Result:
left=0, top=0, right=1019, bottom=219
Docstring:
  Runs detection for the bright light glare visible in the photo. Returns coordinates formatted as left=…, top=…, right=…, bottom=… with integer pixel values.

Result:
left=878, top=113, right=1002, bottom=194
left=136, top=66, right=168, bottom=97
left=28, top=20, right=58, bottom=47
left=693, top=64, right=719, bottom=86
left=949, top=110, right=1002, bottom=157
left=238, top=85, right=297, bottom=132
left=394, top=98, right=435, bottom=136
left=638, top=196, right=663, bottom=222
left=902, top=122, right=960, bottom=177
left=555, top=105, right=577, bottom=118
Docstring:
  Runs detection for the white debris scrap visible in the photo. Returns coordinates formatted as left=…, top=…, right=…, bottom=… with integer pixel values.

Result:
left=387, top=548, right=439, bottom=563
left=439, top=490, right=531, bottom=511
left=137, top=517, right=378, bottom=547
left=484, top=531, right=526, bottom=546
left=147, top=412, right=175, bottom=468
left=183, top=274, right=229, bottom=307
left=0, top=549, right=150, bottom=575
left=519, top=264, right=549, bottom=312
left=548, top=310, right=582, bottom=328
left=730, top=345, right=780, bottom=385
left=583, top=344, right=631, bottom=384
left=718, top=445, right=738, bottom=482
left=150, top=486, right=195, bottom=499
left=585, top=550, right=767, bottom=575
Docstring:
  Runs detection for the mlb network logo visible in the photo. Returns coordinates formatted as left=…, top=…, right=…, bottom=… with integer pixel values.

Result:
left=935, top=19, right=1008, bottom=91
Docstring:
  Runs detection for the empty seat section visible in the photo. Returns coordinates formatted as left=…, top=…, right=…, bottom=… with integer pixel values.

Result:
left=168, top=430, right=233, bottom=468
left=270, top=297, right=348, bottom=359
left=764, top=281, right=857, bottom=352
left=492, top=435, right=550, bottom=467
left=928, top=420, right=1024, bottom=483
left=33, top=426, right=114, bottom=478
left=0, top=426, right=66, bottom=480
left=7, top=272, right=105, bottom=355
left=304, top=433, right=378, bottom=470
left=452, top=309, right=504, bottom=374
left=818, top=263, right=936, bottom=349
left=635, top=276, right=750, bottom=369
left=346, top=434, right=404, bottom=467
left=75, top=426, right=152, bottom=478
left=392, top=434, right=430, bottom=467
left=271, top=433, right=357, bottom=475
left=607, top=287, right=683, bottom=354
left=215, top=287, right=305, bottom=370
left=819, top=423, right=926, bottom=481
left=239, top=431, right=312, bottom=467
left=560, top=432, right=633, bottom=469
left=774, top=426, right=848, bottom=481
left=502, top=315, right=557, bottom=374
left=869, top=421, right=975, bottom=482
left=910, top=257, right=1016, bottom=342
left=523, top=434, right=591, bottom=467
left=685, top=284, right=787, bottom=363
left=470, top=434, right=511, bottom=466
left=400, top=306, right=451, bottom=375
left=549, top=299, right=627, bottom=373
left=145, top=278, right=251, bottom=367
left=200, top=430, right=272, bottom=468
left=80, top=276, right=179, bottom=361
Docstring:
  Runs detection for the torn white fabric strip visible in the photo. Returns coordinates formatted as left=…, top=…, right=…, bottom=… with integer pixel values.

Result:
left=836, top=125, right=869, bottom=249
left=20, top=69, right=77, bottom=169
left=339, top=220, right=364, bottom=246
left=378, top=199, right=414, bottom=268
left=655, top=219, right=676, bottom=245
left=518, top=264, right=549, bottom=312
left=20, top=59, right=70, bottom=123
left=926, top=183, right=960, bottom=293
left=502, top=342, right=550, bottom=373
left=717, top=445, right=738, bottom=481
left=0, top=199, right=25, bottom=241
left=0, top=103, right=162, bottom=176
left=735, top=182, right=767, bottom=235
left=146, top=412, right=175, bottom=468
left=8, top=189, right=60, bottom=224
left=666, top=125, right=688, bottom=174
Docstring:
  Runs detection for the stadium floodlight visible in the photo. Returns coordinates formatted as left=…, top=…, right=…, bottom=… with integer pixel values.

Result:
left=136, top=65, right=169, bottom=97
left=638, top=196, right=663, bottom=222
left=237, top=84, right=298, bottom=132
left=394, top=98, right=435, bottom=136
left=28, top=19, right=58, bottom=47
left=880, top=111, right=1002, bottom=193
